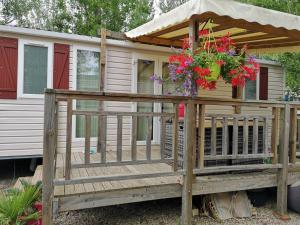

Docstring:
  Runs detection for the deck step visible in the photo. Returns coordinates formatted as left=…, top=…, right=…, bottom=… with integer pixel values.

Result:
left=31, top=165, right=43, bottom=185
left=13, top=165, right=43, bottom=190
left=14, top=176, right=32, bottom=189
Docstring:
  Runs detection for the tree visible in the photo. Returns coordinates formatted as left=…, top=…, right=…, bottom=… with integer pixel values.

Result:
left=0, top=0, right=154, bottom=35
left=66, top=0, right=154, bottom=35
left=158, top=0, right=189, bottom=14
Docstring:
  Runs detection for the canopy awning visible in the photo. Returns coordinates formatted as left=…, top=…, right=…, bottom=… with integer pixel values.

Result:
left=125, top=0, right=300, bottom=53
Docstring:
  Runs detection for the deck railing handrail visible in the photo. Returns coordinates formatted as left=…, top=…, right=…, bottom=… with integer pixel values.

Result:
left=46, top=88, right=300, bottom=108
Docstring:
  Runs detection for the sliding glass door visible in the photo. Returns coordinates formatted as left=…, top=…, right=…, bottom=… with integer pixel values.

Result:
left=136, top=59, right=155, bottom=141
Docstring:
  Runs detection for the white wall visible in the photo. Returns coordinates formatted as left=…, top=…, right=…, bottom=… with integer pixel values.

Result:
left=0, top=31, right=285, bottom=158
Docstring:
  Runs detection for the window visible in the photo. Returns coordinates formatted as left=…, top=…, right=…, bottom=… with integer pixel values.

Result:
left=245, top=79, right=257, bottom=100
left=244, top=66, right=269, bottom=101
left=75, top=48, right=100, bottom=138
left=18, top=40, right=53, bottom=97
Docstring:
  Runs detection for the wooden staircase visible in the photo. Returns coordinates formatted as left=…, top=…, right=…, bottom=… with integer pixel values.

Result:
left=14, top=165, right=43, bottom=189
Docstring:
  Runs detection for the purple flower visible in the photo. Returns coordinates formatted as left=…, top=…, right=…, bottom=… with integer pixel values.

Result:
left=168, top=64, right=178, bottom=82
left=149, top=74, right=163, bottom=84
left=248, top=55, right=257, bottom=62
left=228, top=49, right=236, bottom=56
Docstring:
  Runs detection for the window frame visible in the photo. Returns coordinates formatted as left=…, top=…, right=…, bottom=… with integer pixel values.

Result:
left=17, top=39, right=53, bottom=98
left=72, top=45, right=101, bottom=140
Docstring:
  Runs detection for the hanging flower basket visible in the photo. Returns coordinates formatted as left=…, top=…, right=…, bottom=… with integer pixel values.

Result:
left=151, top=21, right=259, bottom=97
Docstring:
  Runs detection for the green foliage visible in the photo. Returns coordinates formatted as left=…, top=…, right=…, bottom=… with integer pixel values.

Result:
left=0, top=180, right=42, bottom=225
left=0, top=0, right=154, bottom=35
left=158, top=0, right=189, bottom=14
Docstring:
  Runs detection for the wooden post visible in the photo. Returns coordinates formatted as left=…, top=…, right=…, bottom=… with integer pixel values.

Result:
left=272, top=107, right=280, bottom=164
left=42, top=90, right=57, bottom=225
left=276, top=104, right=290, bottom=216
left=234, top=87, right=243, bottom=114
left=182, top=17, right=198, bottom=225
left=97, top=28, right=107, bottom=154
left=181, top=101, right=196, bottom=225
left=290, top=107, right=297, bottom=164
left=172, top=103, right=179, bottom=171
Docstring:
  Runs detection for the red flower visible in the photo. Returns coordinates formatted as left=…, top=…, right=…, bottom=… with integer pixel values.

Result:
left=193, top=66, right=210, bottom=77
left=216, top=46, right=226, bottom=53
left=199, top=29, right=209, bottom=37
left=196, top=78, right=216, bottom=90
left=182, top=38, right=190, bottom=49
left=216, top=60, right=225, bottom=66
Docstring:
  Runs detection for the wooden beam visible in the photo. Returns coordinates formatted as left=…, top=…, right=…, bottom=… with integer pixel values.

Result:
left=277, top=104, right=290, bottom=216
left=42, top=90, right=56, bottom=225
left=170, top=24, right=233, bottom=41
left=132, top=36, right=182, bottom=47
left=98, top=28, right=107, bottom=154
left=234, top=34, right=285, bottom=44
left=246, top=40, right=300, bottom=49
left=181, top=100, right=196, bottom=225
left=272, top=107, right=280, bottom=164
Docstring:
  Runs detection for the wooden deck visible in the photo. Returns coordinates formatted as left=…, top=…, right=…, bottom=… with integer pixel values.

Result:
left=54, top=150, right=179, bottom=197
left=51, top=151, right=300, bottom=212
left=42, top=89, right=300, bottom=225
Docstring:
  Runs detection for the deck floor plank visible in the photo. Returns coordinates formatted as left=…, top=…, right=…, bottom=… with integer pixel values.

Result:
left=54, top=149, right=179, bottom=197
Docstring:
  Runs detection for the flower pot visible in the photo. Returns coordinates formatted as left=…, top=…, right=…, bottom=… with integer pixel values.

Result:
left=206, top=62, right=221, bottom=81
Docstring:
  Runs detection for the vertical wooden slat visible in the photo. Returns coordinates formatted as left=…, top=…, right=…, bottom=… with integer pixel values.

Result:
left=182, top=101, right=196, bottom=225
left=298, top=116, right=300, bottom=155
left=131, top=116, right=137, bottom=161
left=97, top=28, right=107, bottom=153
left=263, top=116, right=268, bottom=155
left=290, top=107, right=297, bottom=164
left=252, top=117, right=259, bottom=154
left=85, top=115, right=91, bottom=164
left=117, top=115, right=123, bottom=162
left=232, top=117, right=238, bottom=155
left=198, top=104, right=206, bottom=169
left=272, top=107, right=280, bottom=164
left=172, top=103, right=179, bottom=171
left=160, top=116, right=166, bottom=160
left=277, top=104, right=290, bottom=216
left=65, top=98, right=73, bottom=180
left=222, top=117, right=228, bottom=156
left=42, top=90, right=56, bottom=225
left=243, top=117, right=249, bottom=155
left=146, top=116, right=152, bottom=161
left=211, top=117, right=217, bottom=156
left=100, top=115, right=107, bottom=163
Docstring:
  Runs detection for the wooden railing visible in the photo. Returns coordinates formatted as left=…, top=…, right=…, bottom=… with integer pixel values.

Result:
left=42, top=89, right=300, bottom=225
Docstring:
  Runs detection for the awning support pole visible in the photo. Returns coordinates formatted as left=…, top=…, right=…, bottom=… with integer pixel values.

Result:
left=181, top=17, right=199, bottom=225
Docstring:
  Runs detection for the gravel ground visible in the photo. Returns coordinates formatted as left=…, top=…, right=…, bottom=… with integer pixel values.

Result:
left=54, top=198, right=300, bottom=225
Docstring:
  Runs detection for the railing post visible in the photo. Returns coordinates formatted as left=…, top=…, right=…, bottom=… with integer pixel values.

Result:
left=272, top=107, right=280, bottom=164
left=181, top=100, right=195, bottom=225
left=42, top=89, right=57, bottom=225
left=276, top=103, right=290, bottom=216
left=290, top=107, right=297, bottom=164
